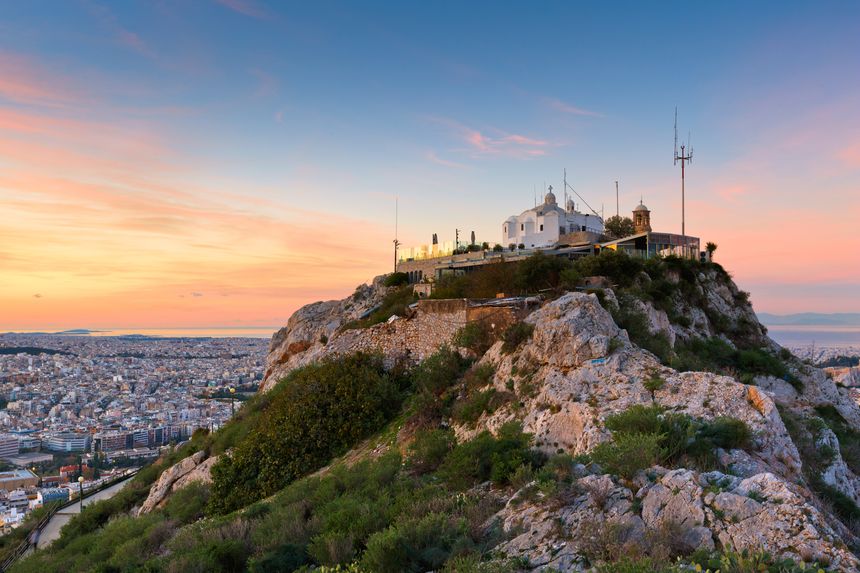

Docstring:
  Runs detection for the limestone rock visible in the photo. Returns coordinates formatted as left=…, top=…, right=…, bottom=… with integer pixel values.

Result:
left=262, top=275, right=391, bottom=390
left=816, top=427, right=860, bottom=504
left=456, top=292, right=802, bottom=482
left=138, top=450, right=216, bottom=515
left=641, top=469, right=706, bottom=530
left=493, top=469, right=858, bottom=571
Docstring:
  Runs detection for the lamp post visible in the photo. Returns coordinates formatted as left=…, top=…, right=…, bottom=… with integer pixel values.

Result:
left=78, top=476, right=84, bottom=512
left=229, top=387, right=236, bottom=416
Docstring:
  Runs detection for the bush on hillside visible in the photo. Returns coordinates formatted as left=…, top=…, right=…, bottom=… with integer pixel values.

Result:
left=384, top=272, right=410, bottom=287
left=591, top=432, right=666, bottom=479
left=408, top=429, right=456, bottom=475
left=438, top=422, right=540, bottom=489
left=501, top=322, right=534, bottom=354
left=208, top=353, right=405, bottom=514
left=515, top=251, right=570, bottom=292
left=453, top=321, right=497, bottom=356
left=593, top=405, right=754, bottom=478
left=343, top=287, right=416, bottom=330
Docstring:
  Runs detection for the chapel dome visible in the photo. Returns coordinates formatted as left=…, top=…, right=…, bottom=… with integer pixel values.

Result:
left=634, top=202, right=649, bottom=212
left=544, top=191, right=557, bottom=205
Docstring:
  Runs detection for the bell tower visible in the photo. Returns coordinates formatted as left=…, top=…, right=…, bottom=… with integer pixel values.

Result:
left=633, top=201, right=651, bottom=233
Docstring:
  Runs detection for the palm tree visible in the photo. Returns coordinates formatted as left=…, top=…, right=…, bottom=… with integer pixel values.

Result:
left=706, top=242, right=718, bottom=259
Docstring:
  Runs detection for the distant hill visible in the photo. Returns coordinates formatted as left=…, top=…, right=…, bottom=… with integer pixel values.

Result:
left=757, top=312, right=860, bottom=326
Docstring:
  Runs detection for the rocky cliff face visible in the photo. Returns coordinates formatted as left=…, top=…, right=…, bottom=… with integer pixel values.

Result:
left=262, top=275, right=392, bottom=391
left=149, top=266, right=860, bottom=569
left=449, top=291, right=860, bottom=569
left=138, top=450, right=215, bottom=515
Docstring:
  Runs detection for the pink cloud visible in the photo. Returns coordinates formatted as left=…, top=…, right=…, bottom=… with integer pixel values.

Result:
left=425, top=150, right=468, bottom=169
left=429, top=117, right=553, bottom=159
left=543, top=97, right=602, bottom=117
left=716, top=184, right=747, bottom=202
left=84, top=1, right=155, bottom=58
left=216, top=0, right=269, bottom=19
left=0, top=53, right=86, bottom=107
left=837, top=142, right=860, bottom=167
left=250, top=68, right=278, bottom=98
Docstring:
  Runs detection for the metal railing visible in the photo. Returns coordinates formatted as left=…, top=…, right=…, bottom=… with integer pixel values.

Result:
left=0, top=468, right=139, bottom=571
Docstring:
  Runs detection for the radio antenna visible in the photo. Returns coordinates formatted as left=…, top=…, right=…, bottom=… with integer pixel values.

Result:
left=673, top=107, right=694, bottom=255
left=393, top=196, right=400, bottom=272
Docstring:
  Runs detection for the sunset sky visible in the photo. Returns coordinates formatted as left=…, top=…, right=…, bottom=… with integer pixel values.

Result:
left=1, top=1, right=859, bottom=330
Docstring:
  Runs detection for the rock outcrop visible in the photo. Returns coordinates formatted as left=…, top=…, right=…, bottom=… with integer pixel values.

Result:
left=262, top=276, right=392, bottom=391
left=138, top=450, right=216, bottom=515
left=456, top=292, right=803, bottom=482
left=257, top=269, right=860, bottom=570
left=494, top=468, right=859, bottom=571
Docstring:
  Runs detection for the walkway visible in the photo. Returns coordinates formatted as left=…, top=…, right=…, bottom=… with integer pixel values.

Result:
left=36, top=477, right=134, bottom=549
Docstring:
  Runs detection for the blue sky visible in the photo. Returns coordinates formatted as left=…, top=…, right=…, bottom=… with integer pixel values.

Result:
left=1, top=1, right=859, bottom=327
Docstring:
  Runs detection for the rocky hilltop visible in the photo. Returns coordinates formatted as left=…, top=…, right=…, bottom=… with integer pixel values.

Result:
left=243, top=258, right=860, bottom=570
left=39, top=254, right=859, bottom=573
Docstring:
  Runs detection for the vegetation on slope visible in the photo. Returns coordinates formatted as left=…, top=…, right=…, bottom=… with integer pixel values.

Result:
left=209, top=353, right=409, bottom=514
left=13, top=344, right=788, bottom=573
left=428, top=250, right=797, bottom=389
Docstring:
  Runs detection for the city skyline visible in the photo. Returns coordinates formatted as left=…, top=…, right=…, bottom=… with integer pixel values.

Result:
left=1, top=1, right=859, bottom=330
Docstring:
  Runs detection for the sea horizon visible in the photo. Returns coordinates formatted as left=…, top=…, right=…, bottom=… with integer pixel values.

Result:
left=1, top=326, right=279, bottom=339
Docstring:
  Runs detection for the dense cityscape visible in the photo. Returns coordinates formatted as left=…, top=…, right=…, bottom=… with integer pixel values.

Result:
left=0, top=334, right=267, bottom=531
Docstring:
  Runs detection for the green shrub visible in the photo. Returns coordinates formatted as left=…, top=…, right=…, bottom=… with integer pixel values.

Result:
left=501, top=322, right=534, bottom=354
left=604, top=404, right=664, bottom=435
left=438, top=422, right=538, bottom=489
left=208, top=353, right=404, bottom=514
left=248, top=544, right=308, bottom=573
left=453, top=321, right=496, bottom=356
left=343, top=287, right=416, bottom=330
left=594, top=556, right=676, bottom=573
left=814, top=405, right=860, bottom=474
left=413, top=347, right=469, bottom=397
left=515, top=251, right=572, bottom=292
left=408, top=429, right=455, bottom=475
left=362, top=513, right=469, bottom=573
left=384, top=272, right=409, bottom=287
left=643, top=375, right=666, bottom=396
left=559, top=267, right=582, bottom=289
left=609, top=295, right=672, bottom=363
left=591, top=432, right=666, bottom=479
left=598, top=405, right=753, bottom=475
left=307, top=531, right=356, bottom=566
left=698, top=417, right=752, bottom=450
left=411, top=347, right=470, bottom=422
left=690, top=547, right=825, bottom=573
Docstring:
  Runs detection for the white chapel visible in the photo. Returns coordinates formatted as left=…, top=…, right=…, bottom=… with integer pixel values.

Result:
left=502, top=187, right=604, bottom=248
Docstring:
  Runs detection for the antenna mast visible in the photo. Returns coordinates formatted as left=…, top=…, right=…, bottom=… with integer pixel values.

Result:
left=673, top=107, right=693, bottom=256
left=615, top=180, right=619, bottom=217
left=393, top=197, right=400, bottom=272
left=564, top=168, right=568, bottom=210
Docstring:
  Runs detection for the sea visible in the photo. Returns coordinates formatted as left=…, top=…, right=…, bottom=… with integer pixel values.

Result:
left=4, top=327, right=278, bottom=339
left=764, top=325, right=860, bottom=350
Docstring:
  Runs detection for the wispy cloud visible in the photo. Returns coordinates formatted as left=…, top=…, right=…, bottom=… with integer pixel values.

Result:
left=837, top=142, right=860, bottom=168
left=0, top=50, right=390, bottom=330
left=84, top=1, right=155, bottom=58
left=430, top=117, right=554, bottom=160
left=542, top=97, right=602, bottom=117
left=250, top=68, right=278, bottom=98
left=215, top=0, right=269, bottom=19
left=0, top=53, right=87, bottom=107
left=425, top=150, right=468, bottom=169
